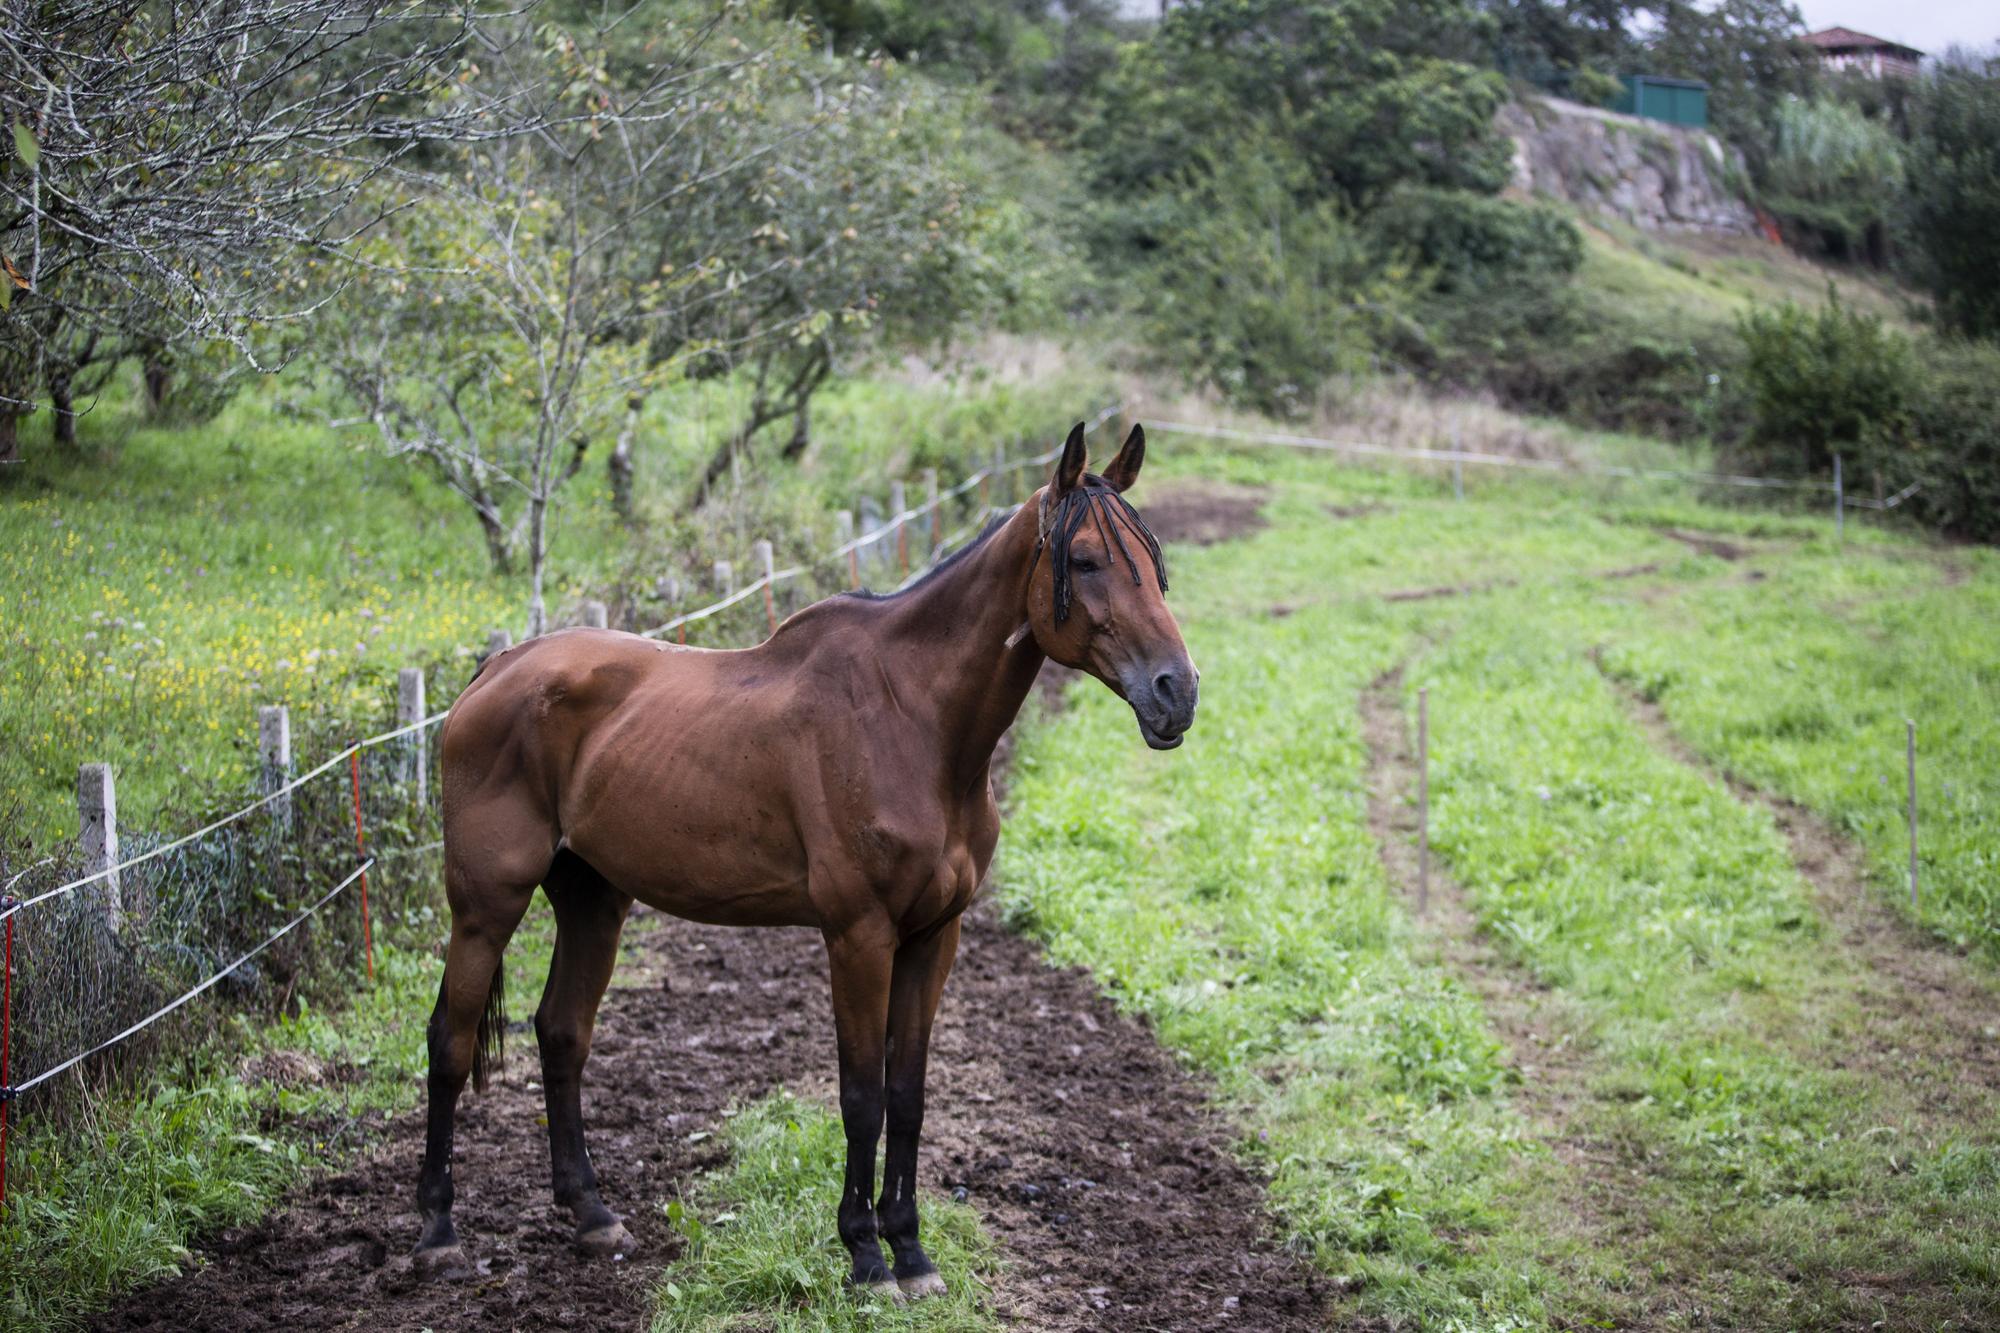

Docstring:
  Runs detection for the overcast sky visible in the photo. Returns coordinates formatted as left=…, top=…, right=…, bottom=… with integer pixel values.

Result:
left=1792, top=0, right=1997, bottom=57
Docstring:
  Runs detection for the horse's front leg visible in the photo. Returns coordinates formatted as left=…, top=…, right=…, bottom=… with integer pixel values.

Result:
left=878, top=918, right=959, bottom=1297
left=823, top=922, right=897, bottom=1295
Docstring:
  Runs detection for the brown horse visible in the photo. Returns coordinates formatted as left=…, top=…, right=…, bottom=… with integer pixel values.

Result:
left=414, top=421, right=1197, bottom=1298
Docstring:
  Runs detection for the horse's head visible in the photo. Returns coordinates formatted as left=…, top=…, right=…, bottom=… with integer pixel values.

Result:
left=1025, top=421, right=1198, bottom=750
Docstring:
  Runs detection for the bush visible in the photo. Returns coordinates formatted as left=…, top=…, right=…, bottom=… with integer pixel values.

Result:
left=1367, top=186, right=1583, bottom=293
left=1729, top=293, right=1912, bottom=478
left=1898, top=341, right=2000, bottom=542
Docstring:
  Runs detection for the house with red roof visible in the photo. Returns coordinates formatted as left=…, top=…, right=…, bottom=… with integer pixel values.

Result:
left=1804, top=27, right=1925, bottom=79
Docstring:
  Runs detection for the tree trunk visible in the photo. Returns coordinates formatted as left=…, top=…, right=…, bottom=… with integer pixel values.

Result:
left=779, top=394, right=811, bottom=462
left=526, top=493, right=549, bottom=639
left=0, top=411, right=19, bottom=465
left=144, top=358, right=170, bottom=413
left=609, top=394, right=643, bottom=523
left=50, top=371, right=76, bottom=447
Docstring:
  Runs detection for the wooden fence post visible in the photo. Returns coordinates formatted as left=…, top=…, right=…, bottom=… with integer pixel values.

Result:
left=836, top=511, right=858, bottom=589
left=1907, top=719, right=1918, bottom=909
left=1451, top=425, right=1464, bottom=502
left=754, top=539, right=777, bottom=633
left=580, top=600, right=608, bottom=629
left=923, top=467, right=940, bottom=554
left=398, top=667, right=427, bottom=808
left=258, top=704, right=293, bottom=828
left=890, top=481, right=908, bottom=576
left=1834, top=453, right=1845, bottom=544
left=77, top=762, right=123, bottom=933
left=1417, top=687, right=1430, bottom=916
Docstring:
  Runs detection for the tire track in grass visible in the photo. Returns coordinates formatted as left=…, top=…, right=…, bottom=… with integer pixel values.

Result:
left=1596, top=652, right=2000, bottom=1129
left=1360, top=665, right=1697, bottom=1324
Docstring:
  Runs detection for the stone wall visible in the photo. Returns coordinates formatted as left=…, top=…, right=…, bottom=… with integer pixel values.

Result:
left=1499, top=95, right=1758, bottom=234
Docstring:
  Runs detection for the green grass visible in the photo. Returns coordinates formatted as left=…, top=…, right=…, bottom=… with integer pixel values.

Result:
left=652, top=1091, right=999, bottom=1333
left=1598, top=546, right=2000, bottom=954
left=999, top=446, right=2000, bottom=1329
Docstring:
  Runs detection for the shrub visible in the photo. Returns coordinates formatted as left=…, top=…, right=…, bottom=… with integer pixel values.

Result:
left=1897, top=341, right=2000, bottom=542
left=1758, top=95, right=1904, bottom=261
left=1367, top=186, right=1584, bottom=293
left=1729, top=293, right=1912, bottom=478
left=1904, top=61, right=2000, bottom=339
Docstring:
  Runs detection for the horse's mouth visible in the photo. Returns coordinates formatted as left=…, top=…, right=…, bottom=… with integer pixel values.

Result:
left=1137, top=715, right=1185, bottom=750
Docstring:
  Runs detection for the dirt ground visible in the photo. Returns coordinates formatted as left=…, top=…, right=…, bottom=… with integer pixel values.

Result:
left=92, top=900, right=1324, bottom=1333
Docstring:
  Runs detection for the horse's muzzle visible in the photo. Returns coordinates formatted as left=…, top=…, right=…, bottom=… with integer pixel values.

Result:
left=1128, top=660, right=1198, bottom=750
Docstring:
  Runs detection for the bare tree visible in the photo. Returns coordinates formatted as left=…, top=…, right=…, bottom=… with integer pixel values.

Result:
left=325, top=3, right=835, bottom=634
left=0, top=0, right=490, bottom=459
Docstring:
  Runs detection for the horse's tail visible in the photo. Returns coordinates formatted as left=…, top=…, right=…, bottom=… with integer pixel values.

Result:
left=470, top=958, right=506, bottom=1093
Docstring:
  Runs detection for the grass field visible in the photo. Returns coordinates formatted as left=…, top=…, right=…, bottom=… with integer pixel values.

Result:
left=4, top=356, right=1996, bottom=1331
left=999, top=442, right=1999, bottom=1329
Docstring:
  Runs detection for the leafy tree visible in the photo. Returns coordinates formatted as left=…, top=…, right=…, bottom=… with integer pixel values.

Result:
left=1136, top=137, right=1412, bottom=418
left=1642, top=0, right=1814, bottom=147
left=1760, top=96, right=1905, bottom=261
left=1089, top=0, right=1513, bottom=214
left=1903, top=57, right=2000, bottom=339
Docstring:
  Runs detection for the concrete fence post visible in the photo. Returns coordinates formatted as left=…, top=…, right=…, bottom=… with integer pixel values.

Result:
left=580, top=600, right=608, bottom=629
left=1451, top=425, right=1464, bottom=502
left=713, top=560, right=733, bottom=596
left=655, top=574, right=683, bottom=606
left=258, top=704, right=293, bottom=828
left=398, top=667, right=427, bottom=808
left=77, top=762, right=123, bottom=933
left=486, top=628, right=512, bottom=658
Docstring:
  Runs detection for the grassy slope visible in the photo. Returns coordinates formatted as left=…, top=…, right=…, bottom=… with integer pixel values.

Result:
left=997, top=443, right=1998, bottom=1329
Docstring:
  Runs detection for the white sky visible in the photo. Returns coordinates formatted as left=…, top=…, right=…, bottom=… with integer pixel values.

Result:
left=1793, top=0, right=1998, bottom=57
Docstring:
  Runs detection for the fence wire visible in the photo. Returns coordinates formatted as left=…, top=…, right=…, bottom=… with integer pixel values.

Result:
left=0, top=405, right=1125, bottom=1138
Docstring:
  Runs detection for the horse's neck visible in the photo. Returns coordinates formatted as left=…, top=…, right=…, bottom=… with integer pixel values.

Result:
left=879, top=510, right=1047, bottom=793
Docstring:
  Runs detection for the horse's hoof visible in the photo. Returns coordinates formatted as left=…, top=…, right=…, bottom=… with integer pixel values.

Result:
left=411, top=1242, right=471, bottom=1280
left=576, top=1220, right=636, bottom=1258
left=863, top=1279, right=908, bottom=1304
left=898, top=1270, right=948, bottom=1299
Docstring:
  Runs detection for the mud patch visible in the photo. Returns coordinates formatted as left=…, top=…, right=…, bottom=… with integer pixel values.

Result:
left=1657, top=528, right=1747, bottom=561
left=96, top=906, right=1323, bottom=1332
left=1140, top=484, right=1268, bottom=547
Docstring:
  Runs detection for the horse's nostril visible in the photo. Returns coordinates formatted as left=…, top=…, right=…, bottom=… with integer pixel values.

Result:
left=1153, top=671, right=1177, bottom=704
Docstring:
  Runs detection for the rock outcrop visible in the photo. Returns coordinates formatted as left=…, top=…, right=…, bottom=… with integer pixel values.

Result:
left=1500, top=95, right=1758, bottom=234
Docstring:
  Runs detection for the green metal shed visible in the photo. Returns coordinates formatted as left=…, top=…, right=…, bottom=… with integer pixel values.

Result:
left=1613, top=75, right=1709, bottom=129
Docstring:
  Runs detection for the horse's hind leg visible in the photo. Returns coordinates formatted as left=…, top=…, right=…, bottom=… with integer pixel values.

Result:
left=413, top=841, right=539, bottom=1271
left=537, top=852, right=634, bottom=1256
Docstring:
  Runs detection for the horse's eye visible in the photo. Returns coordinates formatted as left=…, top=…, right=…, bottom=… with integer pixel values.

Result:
left=1072, top=555, right=1099, bottom=573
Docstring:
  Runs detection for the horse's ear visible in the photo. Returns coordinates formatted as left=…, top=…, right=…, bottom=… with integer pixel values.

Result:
left=1102, top=423, right=1145, bottom=493
left=1052, top=421, right=1088, bottom=495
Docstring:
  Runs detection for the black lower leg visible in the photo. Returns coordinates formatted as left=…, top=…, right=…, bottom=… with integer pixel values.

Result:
left=878, top=1074, right=935, bottom=1281
left=415, top=997, right=464, bottom=1254
left=538, top=1013, right=615, bottom=1234
left=838, top=1077, right=893, bottom=1287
